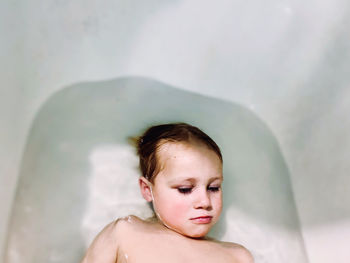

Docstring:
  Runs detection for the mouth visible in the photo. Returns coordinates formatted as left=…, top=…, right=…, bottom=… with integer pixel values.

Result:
left=190, top=216, right=213, bottom=224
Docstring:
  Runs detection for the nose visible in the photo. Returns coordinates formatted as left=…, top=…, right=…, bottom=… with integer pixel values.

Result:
left=194, top=189, right=212, bottom=210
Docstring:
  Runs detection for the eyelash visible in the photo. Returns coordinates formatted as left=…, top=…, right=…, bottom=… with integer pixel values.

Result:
left=177, top=186, right=221, bottom=194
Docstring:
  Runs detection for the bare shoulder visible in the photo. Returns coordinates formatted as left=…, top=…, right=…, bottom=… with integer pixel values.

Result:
left=80, top=215, right=141, bottom=263
left=103, top=215, right=147, bottom=240
left=219, top=241, right=254, bottom=263
left=117, top=214, right=149, bottom=230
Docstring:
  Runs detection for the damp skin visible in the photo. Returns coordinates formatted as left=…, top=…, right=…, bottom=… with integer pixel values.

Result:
left=150, top=187, right=176, bottom=232
left=144, top=142, right=223, bottom=238
left=122, top=215, right=133, bottom=223
left=81, top=142, right=254, bottom=263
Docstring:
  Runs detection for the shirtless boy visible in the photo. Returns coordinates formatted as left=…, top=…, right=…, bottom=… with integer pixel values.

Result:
left=81, top=123, right=254, bottom=263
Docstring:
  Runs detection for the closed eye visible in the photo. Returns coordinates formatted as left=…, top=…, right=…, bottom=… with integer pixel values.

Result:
left=178, top=188, right=192, bottom=194
left=208, top=186, right=220, bottom=192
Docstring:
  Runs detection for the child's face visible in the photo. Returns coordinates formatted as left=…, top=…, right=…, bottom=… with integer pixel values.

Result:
left=151, top=141, right=223, bottom=238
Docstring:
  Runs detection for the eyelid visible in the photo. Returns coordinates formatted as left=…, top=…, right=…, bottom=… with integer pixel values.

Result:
left=208, top=182, right=222, bottom=187
left=210, top=178, right=223, bottom=184
left=177, top=187, right=192, bottom=194
left=208, top=184, right=221, bottom=191
left=177, top=186, right=221, bottom=193
left=208, top=185, right=220, bottom=188
left=177, top=186, right=193, bottom=190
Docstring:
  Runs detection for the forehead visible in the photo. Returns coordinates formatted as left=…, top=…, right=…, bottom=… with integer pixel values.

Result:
left=157, top=141, right=217, bottom=160
left=155, top=141, right=222, bottom=180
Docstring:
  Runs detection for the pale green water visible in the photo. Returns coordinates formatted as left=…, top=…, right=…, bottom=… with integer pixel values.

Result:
left=5, top=77, right=307, bottom=262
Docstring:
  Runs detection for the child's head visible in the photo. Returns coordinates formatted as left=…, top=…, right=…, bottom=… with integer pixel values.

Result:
left=135, top=123, right=222, bottom=183
left=134, top=123, right=223, bottom=238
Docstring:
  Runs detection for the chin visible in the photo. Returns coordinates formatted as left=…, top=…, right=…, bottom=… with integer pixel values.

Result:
left=188, top=233, right=208, bottom=239
left=186, top=228, right=211, bottom=239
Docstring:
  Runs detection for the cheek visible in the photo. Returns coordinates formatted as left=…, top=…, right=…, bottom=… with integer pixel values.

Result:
left=213, top=194, right=223, bottom=213
left=172, top=200, right=189, bottom=216
left=169, top=199, right=189, bottom=216
left=157, top=195, right=190, bottom=221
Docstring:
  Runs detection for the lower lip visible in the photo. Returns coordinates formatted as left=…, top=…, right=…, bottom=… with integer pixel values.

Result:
left=190, top=217, right=212, bottom=224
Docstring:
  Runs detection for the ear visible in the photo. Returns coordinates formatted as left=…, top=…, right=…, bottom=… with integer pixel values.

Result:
left=139, top=176, right=153, bottom=202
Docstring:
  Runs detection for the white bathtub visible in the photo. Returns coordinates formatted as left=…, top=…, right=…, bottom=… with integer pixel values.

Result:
left=2, top=1, right=350, bottom=262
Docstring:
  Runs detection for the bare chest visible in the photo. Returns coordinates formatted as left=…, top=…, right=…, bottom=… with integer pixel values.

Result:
left=117, top=235, right=236, bottom=263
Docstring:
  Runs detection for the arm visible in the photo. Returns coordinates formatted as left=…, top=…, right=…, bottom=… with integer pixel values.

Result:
left=80, top=220, right=121, bottom=263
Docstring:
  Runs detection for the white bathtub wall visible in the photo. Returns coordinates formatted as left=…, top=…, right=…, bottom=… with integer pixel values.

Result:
left=1, top=0, right=350, bottom=262
left=0, top=2, right=31, bottom=263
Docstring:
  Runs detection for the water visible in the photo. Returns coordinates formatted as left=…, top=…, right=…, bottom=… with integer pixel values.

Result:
left=4, top=77, right=307, bottom=262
